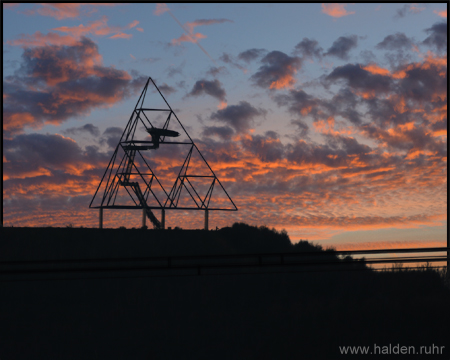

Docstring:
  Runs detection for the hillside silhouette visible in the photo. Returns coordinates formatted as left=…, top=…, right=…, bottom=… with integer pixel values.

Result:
left=1, top=223, right=449, bottom=359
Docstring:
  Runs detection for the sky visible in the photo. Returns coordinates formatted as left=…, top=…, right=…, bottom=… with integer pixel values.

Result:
left=2, top=3, right=447, bottom=250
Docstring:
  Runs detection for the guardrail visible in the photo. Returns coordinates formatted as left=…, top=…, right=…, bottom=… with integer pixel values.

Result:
left=1, top=247, right=448, bottom=281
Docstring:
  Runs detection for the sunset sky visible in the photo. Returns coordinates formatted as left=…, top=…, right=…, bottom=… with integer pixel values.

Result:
left=2, top=3, right=447, bottom=249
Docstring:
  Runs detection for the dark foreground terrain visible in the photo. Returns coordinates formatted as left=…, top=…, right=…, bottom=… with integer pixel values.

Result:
left=1, top=224, right=449, bottom=359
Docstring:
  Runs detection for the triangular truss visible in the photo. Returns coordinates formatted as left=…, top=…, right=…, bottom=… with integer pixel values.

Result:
left=90, top=77, right=237, bottom=228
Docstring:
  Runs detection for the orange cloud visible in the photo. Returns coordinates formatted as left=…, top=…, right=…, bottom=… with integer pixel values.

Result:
left=3, top=3, right=19, bottom=9
left=32, top=3, right=117, bottom=20
left=362, top=63, right=390, bottom=76
left=171, top=32, right=206, bottom=45
left=334, top=240, right=446, bottom=251
left=321, top=3, right=355, bottom=18
left=7, top=31, right=80, bottom=47
left=170, top=19, right=232, bottom=46
left=136, top=27, right=144, bottom=32
left=109, top=32, right=132, bottom=39
left=3, top=113, right=37, bottom=137
left=433, top=9, right=447, bottom=18
left=218, top=101, right=227, bottom=110
left=153, top=3, right=169, bottom=16
left=53, top=16, right=137, bottom=39
left=269, top=69, right=297, bottom=90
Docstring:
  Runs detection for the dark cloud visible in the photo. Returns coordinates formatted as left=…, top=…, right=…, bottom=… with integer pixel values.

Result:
left=325, top=134, right=372, bottom=156
left=376, top=32, right=414, bottom=50
left=158, top=83, right=177, bottom=96
left=274, top=89, right=320, bottom=118
left=237, top=48, right=267, bottom=63
left=165, top=61, right=185, bottom=77
left=327, top=88, right=362, bottom=125
left=395, top=4, right=425, bottom=19
left=241, top=131, right=285, bottom=162
left=186, top=79, right=227, bottom=102
left=290, top=119, right=309, bottom=138
left=63, top=123, right=100, bottom=137
left=293, top=38, right=323, bottom=60
left=285, top=140, right=347, bottom=168
left=250, top=51, right=302, bottom=89
left=206, top=66, right=228, bottom=77
left=101, top=127, right=123, bottom=149
left=210, top=101, right=266, bottom=132
left=325, top=64, right=392, bottom=94
left=396, top=60, right=447, bottom=103
left=359, top=50, right=377, bottom=64
left=422, top=22, right=447, bottom=51
left=3, top=133, right=110, bottom=180
left=219, top=52, right=246, bottom=71
left=324, top=35, right=358, bottom=60
left=201, top=125, right=234, bottom=140
left=2, top=36, right=144, bottom=138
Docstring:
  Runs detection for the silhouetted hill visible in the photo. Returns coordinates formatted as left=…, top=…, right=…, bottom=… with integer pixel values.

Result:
left=1, top=223, right=449, bottom=359
left=1, top=222, right=344, bottom=260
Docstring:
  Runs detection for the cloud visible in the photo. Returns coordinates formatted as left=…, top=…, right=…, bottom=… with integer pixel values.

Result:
left=109, top=32, right=132, bottom=40
left=136, top=27, right=144, bottom=32
left=237, top=48, right=267, bottom=63
left=100, top=127, right=123, bottom=149
left=376, top=32, right=414, bottom=50
left=153, top=3, right=170, bottom=16
left=321, top=3, right=355, bottom=18
left=7, top=31, right=80, bottom=48
left=433, top=9, right=447, bottom=18
left=219, top=53, right=246, bottom=72
left=206, top=66, right=228, bottom=77
left=293, top=38, right=323, bottom=60
left=63, top=124, right=100, bottom=137
left=187, top=79, right=227, bottom=102
left=241, top=131, right=285, bottom=162
left=3, top=133, right=109, bottom=180
left=210, top=101, right=266, bottom=132
left=3, top=37, right=145, bottom=137
left=52, top=16, right=137, bottom=40
left=325, top=64, right=392, bottom=97
left=250, top=51, right=302, bottom=90
left=291, top=120, right=310, bottom=138
left=171, top=18, right=233, bottom=45
left=395, top=3, right=425, bottom=18
left=275, top=89, right=320, bottom=117
left=422, top=22, right=447, bottom=51
left=158, top=83, right=177, bottom=96
left=3, top=3, right=19, bottom=9
left=165, top=61, right=185, bottom=77
left=26, top=3, right=117, bottom=20
left=202, top=125, right=235, bottom=140
left=324, top=35, right=358, bottom=60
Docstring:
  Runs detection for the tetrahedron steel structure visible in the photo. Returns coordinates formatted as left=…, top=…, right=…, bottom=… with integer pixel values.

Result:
left=90, top=77, right=237, bottom=229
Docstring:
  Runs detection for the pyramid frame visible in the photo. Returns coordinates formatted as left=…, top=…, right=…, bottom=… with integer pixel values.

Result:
left=89, top=77, right=237, bottom=226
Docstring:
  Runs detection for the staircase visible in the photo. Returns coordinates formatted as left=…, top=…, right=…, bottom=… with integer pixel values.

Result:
left=120, top=150, right=161, bottom=229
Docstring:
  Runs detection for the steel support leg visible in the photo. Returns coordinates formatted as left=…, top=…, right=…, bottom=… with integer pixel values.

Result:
left=99, top=208, right=103, bottom=229
left=161, top=209, right=165, bottom=230
left=142, top=208, right=146, bottom=228
left=204, top=209, right=209, bottom=231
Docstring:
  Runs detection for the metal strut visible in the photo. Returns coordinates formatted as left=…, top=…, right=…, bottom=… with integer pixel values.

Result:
left=120, top=150, right=161, bottom=229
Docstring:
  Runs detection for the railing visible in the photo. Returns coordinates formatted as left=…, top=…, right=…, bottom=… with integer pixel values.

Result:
left=1, top=248, right=448, bottom=282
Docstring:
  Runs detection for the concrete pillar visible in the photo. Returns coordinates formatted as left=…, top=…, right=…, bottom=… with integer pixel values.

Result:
left=99, top=208, right=103, bottom=229
left=204, top=209, right=209, bottom=231
left=161, top=209, right=165, bottom=229
left=142, top=208, right=146, bottom=228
